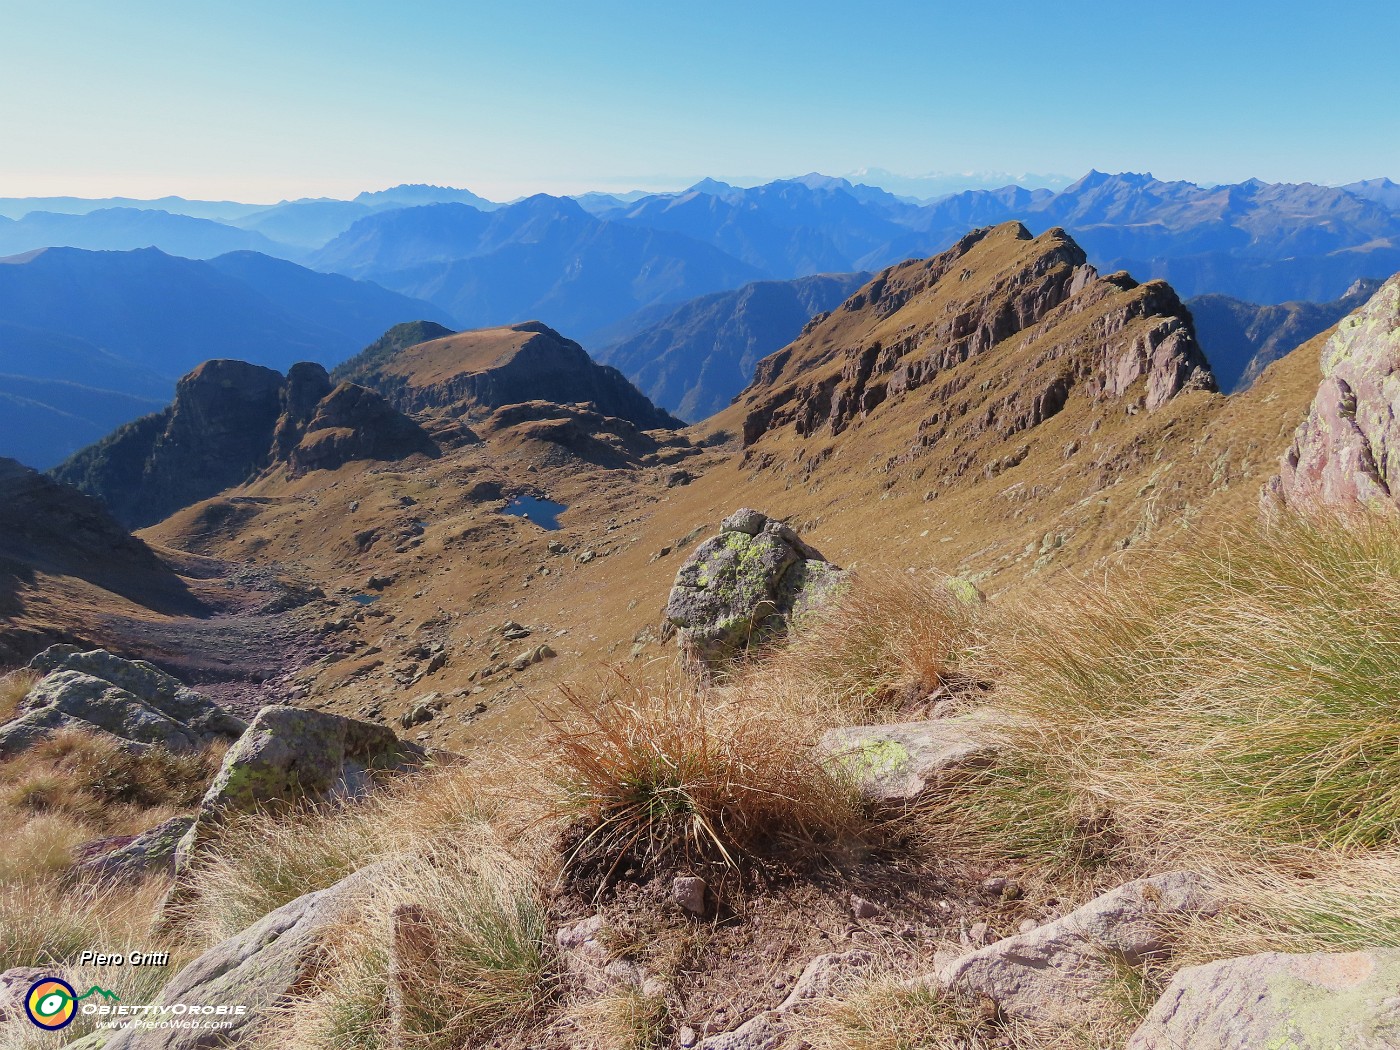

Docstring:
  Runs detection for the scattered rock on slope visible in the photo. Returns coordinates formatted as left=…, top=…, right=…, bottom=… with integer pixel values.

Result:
left=1269, top=273, right=1400, bottom=512
left=818, top=712, right=1002, bottom=803
left=0, top=645, right=245, bottom=759
left=1127, top=949, right=1400, bottom=1049
left=665, top=508, right=845, bottom=680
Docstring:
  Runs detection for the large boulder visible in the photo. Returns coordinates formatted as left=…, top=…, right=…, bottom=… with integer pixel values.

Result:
left=922, top=871, right=1221, bottom=1027
left=174, top=707, right=427, bottom=874
left=0, top=646, right=245, bottom=759
left=1269, top=274, right=1400, bottom=511
left=105, top=864, right=385, bottom=1049
left=817, top=712, right=1002, bottom=804
left=1128, top=949, right=1400, bottom=1049
left=665, top=508, right=845, bottom=680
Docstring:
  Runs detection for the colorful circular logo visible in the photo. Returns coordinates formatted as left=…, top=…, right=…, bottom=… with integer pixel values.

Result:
left=25, top=978, right=77, bottom=1030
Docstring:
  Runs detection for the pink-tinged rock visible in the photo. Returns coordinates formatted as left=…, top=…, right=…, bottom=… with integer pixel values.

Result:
left=1269, top=275, right=1400, bottom=512
left=1127, top=949, right=1400, bottom=1049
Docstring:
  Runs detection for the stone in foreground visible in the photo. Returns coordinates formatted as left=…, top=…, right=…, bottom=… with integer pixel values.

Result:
left=105, top=865, right=384, bottom=1049
left=818, top=712, right=1002, bottom=803
left=925, top=871, right=1221, bottom=1026
left=1127, top=949, right=1400, bottom=1049
left=665, top=508, right=844, bottom=680
left=174, top=706, right=427, bottom=874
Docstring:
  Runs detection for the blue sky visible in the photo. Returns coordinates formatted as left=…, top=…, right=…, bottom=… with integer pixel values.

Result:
left=1, top=0, right=1395, bottom=202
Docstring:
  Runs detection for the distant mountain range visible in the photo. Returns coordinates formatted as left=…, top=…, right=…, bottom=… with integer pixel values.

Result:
left=0, top=247, right=451, bottom=468
left=1, top=172, right=1395, bottom=311
left=4, top=172, right=1400, bottom=469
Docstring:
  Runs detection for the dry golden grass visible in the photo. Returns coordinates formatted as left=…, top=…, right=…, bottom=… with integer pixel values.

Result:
left=0, top=729, right=222, bottom=822
left=544, top=670, right=865, bottom=883
left=269, top=831, right=552, bottom=1050
left=797, top=981, right=1032, bottom=1050
left=179, top=755, right=552, bottom=945
left=570, top=987, right=668, bottom=1050
left=0, top=667, right=38, bottom=722
left=739, top=567, right=984, bottom=726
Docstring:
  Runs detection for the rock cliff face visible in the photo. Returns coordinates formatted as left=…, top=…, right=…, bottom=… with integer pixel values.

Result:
left=738, top=223, right=1215, bottom=453
left=1269, top=275, right=1400, bottom=512
left=53, top=360, right=437, bottom=528
left=334, top=320, right=682, bottom=431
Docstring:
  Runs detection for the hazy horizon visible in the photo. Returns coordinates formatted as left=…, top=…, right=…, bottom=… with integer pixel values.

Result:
left=3, top=1, right=1396, bottom=203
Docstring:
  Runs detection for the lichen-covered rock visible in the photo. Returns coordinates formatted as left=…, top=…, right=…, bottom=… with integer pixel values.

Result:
left=818, top=713, right=1002, bottom=803
left=74, top=814, right=195, bottom=884
left=105, top=864, right=385, bottom=1050
left=922, top=871, right=1221, bottom=1026
left=1127, top=949, right=1400, bottom=1049
left=1269, top=275, right=1400, bottom=511
left=665, top=508, right=845, bottom=680
left=0, top=647, right=245, bottom=759
left=174, top=707, right=427, bottom=874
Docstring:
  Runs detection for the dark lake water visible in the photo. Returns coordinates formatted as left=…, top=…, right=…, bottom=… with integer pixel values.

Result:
left=501, top=495, right=567, bottom=530
left=350, top=593, right=380, bottom=606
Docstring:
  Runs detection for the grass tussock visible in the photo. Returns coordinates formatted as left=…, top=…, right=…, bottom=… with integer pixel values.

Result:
left=0, top=729, right=222, bottom=824
left=749, top=568, right=983, bottom=724
left=273, top=838, right=552, bottom=1050
left=797, top=981, right=1033, bottom=1050
left=0, top=667, right=38, bottom=722
left=571, top=987, right=668, bottom=1050
left=178, top=758, right=548, bottom=945
left=546, top=671, right=865, bottom=883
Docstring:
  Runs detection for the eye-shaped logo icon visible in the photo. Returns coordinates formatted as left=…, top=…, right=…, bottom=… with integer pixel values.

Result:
left=25, top=978, right=78, bottom=1030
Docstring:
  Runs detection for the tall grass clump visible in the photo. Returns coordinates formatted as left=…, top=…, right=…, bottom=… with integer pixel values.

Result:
left=547, top=671, right=864, bottom=883
left=275, top=841, right=552, bottom=1050
left=746, top=567, right=984, bottom=726
left=928, top=511, right=1400, bottom=947
left=0, top=667, right=38, bottom=722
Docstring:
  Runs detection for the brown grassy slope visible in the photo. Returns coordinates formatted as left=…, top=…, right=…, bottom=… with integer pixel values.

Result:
left=137, top=226, right=1327, bottom=754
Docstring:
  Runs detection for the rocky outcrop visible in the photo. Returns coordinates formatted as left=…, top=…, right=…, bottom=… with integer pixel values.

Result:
left=106, top=864, right=386, bottom=1050
left=329, top=320, right=682, bottom=431
left=818, top=712, right=1002, bottom=803
left=0, top=645, right=244, bottom=759
left=665, top=509, right=846, bottom=680
left=174, top=707, right=427, bottom=874
left=53, top=360, right=438, bottom=528
left=920, top=871, right=1221, bottom=1027
left=1128, top=949, right=1400, bottom=1049
left=1269, top=274, right=1400, bottom=512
